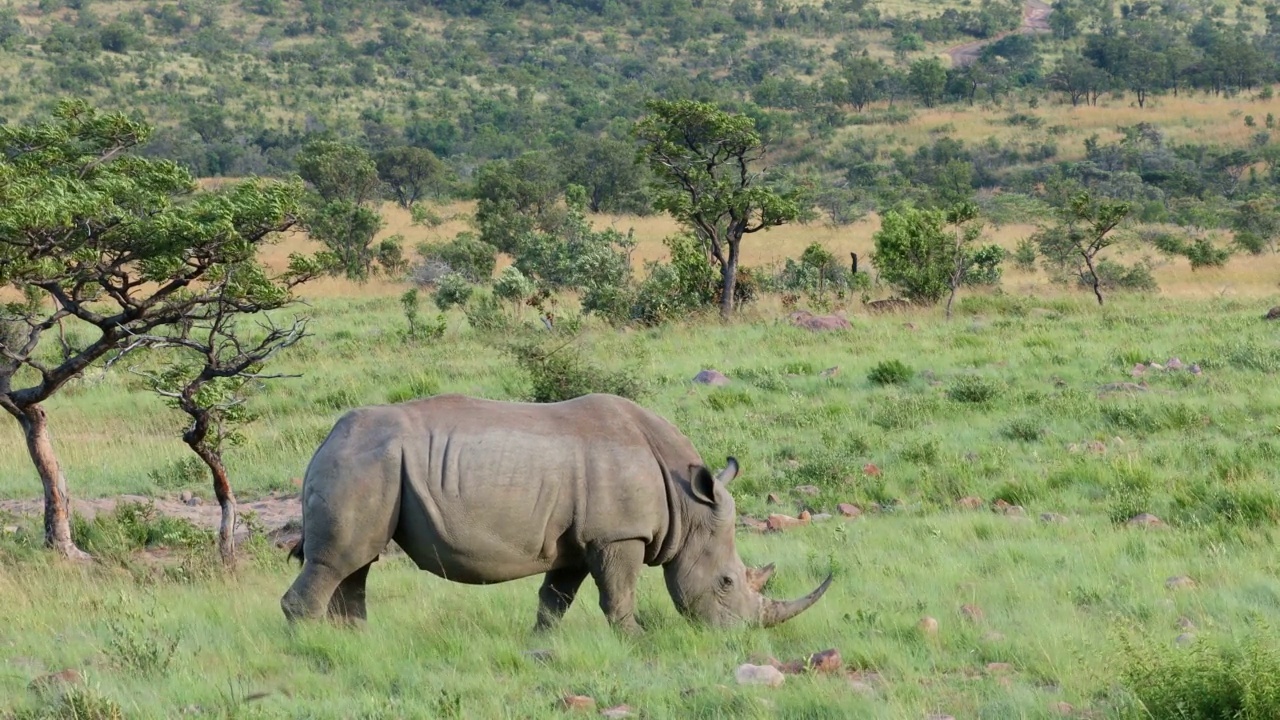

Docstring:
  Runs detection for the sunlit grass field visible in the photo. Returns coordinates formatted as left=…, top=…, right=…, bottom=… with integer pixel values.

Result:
left=4, top=279, right=1280, bottom=717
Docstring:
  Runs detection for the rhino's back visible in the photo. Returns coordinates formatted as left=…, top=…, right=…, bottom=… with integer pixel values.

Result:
left=339, top=394, right=693, bottom=583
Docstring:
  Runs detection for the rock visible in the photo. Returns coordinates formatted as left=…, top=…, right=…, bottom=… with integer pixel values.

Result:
left=985, top=662, right=1014, bottom=675
left=819, top=366, right=840, bottom=378
left=186, top=497, right=203, bottom=506
left=1189, top=364, right=1202, bottom=375
left=1051, top=701, right=1074, bottom=716
left=1166, top=575, right=1197, bottom=590
left=862, top=463, right=881, bottom=477
left=693, top=369, right=731, bottom=386
left=739, top=516, right=769, bottom=532
left=1264, top=306, right=1280, bottom=321
left=735, top=664, right=785, bottom=687
left=1166, top=357, right=1184, bottom=370
left=1148, top=363, right=1165, bottom=371
left=798, top=510, right=811, bottom=521
left=1176, top=633, right=1196, bottom=646
left=1131, top=363, right=1147, bottom=377
left=179, top=490, right=193, bottom=503
left=788, top=311, right=852, bottom=332
left=600, top=706, right=634, bottom=719
left=992, top=499, right=1025, bottom=516
left=811, top=513, right=833, bottom=522
left=1127, top=513, right=1164, bottom=528
left=806, top=649, right=843, bottom=674
left=1040, top=512, right=1068, bottom=523
left=559, top=695, right=596, bottom=712
left=1176, top=616, right=1197, bottom=631
left=766, top=493, right=783, bottom=505
left=957, top=496, right=984, bottom=510
left=523, top=649, right=554, bottom=663
left=28, top=669, right=82, bottom=695
left=918, top=616, right=939, bottom=635
left=792, top=485, right=821, bottom=497
left=766, top=513, right=809, bottom=531
left=960, top=604, right=984, bottom=623
left=847, top=670, right=884, bottom=695
left=837, top=503, right=862, bottom=518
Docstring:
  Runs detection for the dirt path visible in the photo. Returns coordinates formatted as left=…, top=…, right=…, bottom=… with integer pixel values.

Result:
left=947, top=0, right=1051, bottom=67
left=0, top=492, right=303, bottom=545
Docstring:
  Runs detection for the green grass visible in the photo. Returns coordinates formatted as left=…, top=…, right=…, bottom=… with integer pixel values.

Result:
left=4, top=291, right=1280, bottom=717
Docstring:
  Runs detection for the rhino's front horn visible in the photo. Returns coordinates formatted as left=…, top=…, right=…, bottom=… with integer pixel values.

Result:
left=760, top=573, right=833, bottom=627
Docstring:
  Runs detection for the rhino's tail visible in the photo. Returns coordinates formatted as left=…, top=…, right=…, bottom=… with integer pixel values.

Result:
left=287, top=537, right=305, bottom=565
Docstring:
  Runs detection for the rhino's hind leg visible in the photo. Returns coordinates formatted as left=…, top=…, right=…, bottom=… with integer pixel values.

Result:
left=281, top=560, right=347, bottom=623
left=328, top=560, right=374, bottom=627
left=587, top=541, right=646, bottom=635
left=534, top=566, right=590, bottom=632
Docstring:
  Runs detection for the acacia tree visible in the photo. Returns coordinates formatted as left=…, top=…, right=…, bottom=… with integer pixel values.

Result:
left=1035, top=191, right=1131, bottom=305
left=129, top=268, right=314, bottom=567
left=634, top=100, right=803, bottom=317
left=296, top=140, right=387, bottom=281
left=375, top=145, right=449, bottom=208
left=872, top=202, right=988, bottom=315
left=0, top=100, right=315, bottom=558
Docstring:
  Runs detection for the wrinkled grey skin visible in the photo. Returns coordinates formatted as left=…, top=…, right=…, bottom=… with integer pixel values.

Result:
left=280, top=393, right=832, bottom=632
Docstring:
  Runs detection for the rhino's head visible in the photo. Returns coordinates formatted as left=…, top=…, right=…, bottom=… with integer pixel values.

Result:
left=664, top=457, right=833, bottom=628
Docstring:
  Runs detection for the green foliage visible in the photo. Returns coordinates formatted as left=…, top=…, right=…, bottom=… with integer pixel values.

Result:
left=868, top=360, right=915, bottom=386
left=473, top=152, right=564, bottom=254
left=105, top=600, right=182, bottom=676
left=295, top=140, right=381, bottom=204
left=628, top=233, right=721, bottom=326
left=511, top=198, right=634, bottom=291
left=14, top=686, right=125, bottom=720
left=305, top=200, right=385, bottom=281
left=375, top=145, right=449, bottom=208
left=947, top=374, right=1002, bottom=403
left=386, top=373, right=441, bottom=404
left=506, top=338, right=646, bottom=403
left=1117, top=631, right=1280, bottom=720
left=418, top=232, right=499, bottom=283
left=400, top=289, right=446, bottom=342
left=72, top=502, right=211, bottom=557
left=1013, top=237, right=1038, bottom=272
left=962, top=244, right=1006, bottom=286
left=1078, top=259, right=1159, bottom=293
left=462, top=291, right=512, bottom=334
left=433, top=273, right=474, bottom=311
left=492, top=266, right=536, bottom=304
left=871, top=205, right=954, bottom=304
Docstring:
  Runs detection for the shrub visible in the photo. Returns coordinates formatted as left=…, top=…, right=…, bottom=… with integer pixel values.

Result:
left=868, top=360, right=914, bottom=386
left=386, top=374, right=441, bottom=404
left=432, top=273, right=473, bottom=310
left=492, top=266, right=535, bottom=304
left=947, top=374, right=1001, bottom=403
left=507, top=339, right=646, bottom=403
left=418, top=232, right=498, bottom=282
left=963, top=243, right=1006, bottom=286
left=1078, top=259, right=1158, bottom=293
left=1001, top=417, right=1044, bottom=442
left=1012, top=237, right=1038, bottom=272
left=463, top=290, right=511, bottom=333
left=1116, top=630, right=1280, bottom=720
left=400, top=288, right=446, bottom=341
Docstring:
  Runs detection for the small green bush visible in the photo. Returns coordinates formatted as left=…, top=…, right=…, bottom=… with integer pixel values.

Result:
left=433, top=273, right=474, bottom=310
left=868, top=360, right=914, bottom=386
left=1001, top=417, right=1045, bottom=442
left=418, top=232, right=498, bottom=282
left=1117, top=630, right=1280, bottom=720
left=507, top=339, right=646, bottom=403
left=386, top=374, right=441, bottom=404
left=947, top=374, right=1001, bottom=403
left=463, top=290, right=511, bottom=333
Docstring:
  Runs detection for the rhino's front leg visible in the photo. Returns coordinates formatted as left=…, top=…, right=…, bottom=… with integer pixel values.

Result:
left=534, top=566, right=590, bottom=632
left=587, top=541, right=646, bottom=635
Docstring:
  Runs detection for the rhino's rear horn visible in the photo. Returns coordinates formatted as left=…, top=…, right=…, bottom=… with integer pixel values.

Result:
left=760, top=573, right=833, bottom=627
left=744, top=562, right=775, bottom=592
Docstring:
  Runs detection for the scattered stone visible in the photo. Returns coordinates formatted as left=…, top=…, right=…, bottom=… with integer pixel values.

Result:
left=523, top=649, right=554, bottom=664
left=186, top=496, right=203, bottom=506
left=811, top=513, right=832, bottom=522
left=992, top=499, right=1025, bottom=516
left=179, top=490, right=193, bottom=503
left=766, top=493, right=782, bottom=505
left=1265, top=306, right=1280, bottom=321
left=1051, top=701, right=1074, bottom=716
left=960, top=604, right=984, bottom=623
left=1176, top=616, right=1197, bottom=631
left=735, top=663, right=785, bottom=687
left=1148, top=363, right=1165, bottom=371
left=28, top=669, right=82, bottom=695
left=819, top=366, right=840, bottom=378
left=1190, top=364, right=1202, bottom=375
left=1131, top=363, right=1147, bottom=377
left=693, top=369, right=731, bottom=386
left=1166, top=357, right=1184, bottom=370
left=775, top=648, right=843, bottom=675
left=788, top=311, right=852, bottom=332
left=1176, top=633, right=1196, bottom=646
left=862, top=463, right=881, bottom=477
left=739, top=516, right=769, bottom=532
left=837, top=503, right=863, bottom=518
left=559, top=695, right=596, bottom=712
left=957, top=496, right=984, bottom=510
left=847, top=670, right=884, bottom=695
left=766, top=513, right=809, bottom=531
left=985, top=662, right=1014, bottom=675
left=1127, top=513, right=1164, bottom=528
left=1040, top=512, right=1068, bottom=523
left=918, top=616, right=939, bottom=635
left=792, top=485, right=821, bottom=497
left=600, top=706, right=634, bottom=718
left=1166, top=575, right=1197, bottom=590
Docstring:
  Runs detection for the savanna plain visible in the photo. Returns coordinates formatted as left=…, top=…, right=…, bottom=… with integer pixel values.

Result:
left=3, top=244, right=1280, bottom=718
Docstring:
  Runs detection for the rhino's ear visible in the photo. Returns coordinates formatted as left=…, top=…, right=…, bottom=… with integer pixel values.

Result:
left=688, top=464, right=719, bottom=506
left=715, top=457, right=740, bottom=485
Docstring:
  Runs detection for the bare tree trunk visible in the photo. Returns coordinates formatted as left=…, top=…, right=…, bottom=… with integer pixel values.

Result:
left=1082, top=255, right=1104, bottom=305
left=14, top=404, right=89, bottom=560
left=192, top=442, right=236, bottom=567
left=946, top=286, right=958, bottom=319
left=719, top=241, right=740, bottom=318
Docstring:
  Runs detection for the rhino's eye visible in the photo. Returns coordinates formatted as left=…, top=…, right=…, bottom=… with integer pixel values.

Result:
left=718, top=575, right=734, bottom=591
